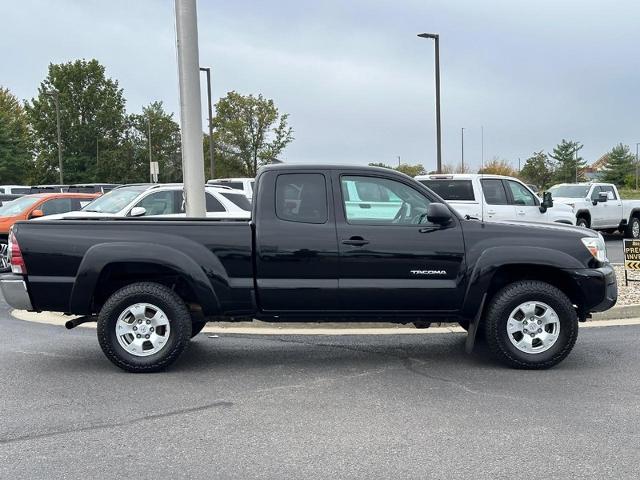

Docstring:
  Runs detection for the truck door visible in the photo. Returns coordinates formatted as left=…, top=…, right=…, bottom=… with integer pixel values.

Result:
left=589, top=186, right=607, bottom=228
left=255, top=171, right=341, bottom=311
left=334, top=172, right=466, bottom=312
left=505, top=179, right=545, bottom=222
left=599, top=185, right=622, bottom=228
left=480, top=179, right=516, bottom=221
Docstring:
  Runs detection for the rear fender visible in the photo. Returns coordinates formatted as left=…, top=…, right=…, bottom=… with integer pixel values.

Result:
left=69, top=242, right=224, bottom=315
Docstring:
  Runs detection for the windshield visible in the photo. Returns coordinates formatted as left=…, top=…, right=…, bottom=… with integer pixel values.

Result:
left=0, top=196, right=40, bottom=216
left=548, top=185, right=590, bottom=198
left=82, top=186, right=147, bottom=213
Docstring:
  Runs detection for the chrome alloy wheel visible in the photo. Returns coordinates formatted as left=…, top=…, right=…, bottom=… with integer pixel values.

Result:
left=115, top=303, right=171, bottom=357
left=0, top=242, right=9, bottom=271
left=633, top=219, right=640, bottom=238
left=506, top=301, right=560, bottom=354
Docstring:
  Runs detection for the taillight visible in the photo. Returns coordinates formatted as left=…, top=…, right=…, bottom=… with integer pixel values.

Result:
left=8, top=228, right=27, bottom=275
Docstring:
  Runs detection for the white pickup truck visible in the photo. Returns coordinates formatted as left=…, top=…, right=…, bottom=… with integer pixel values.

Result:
left=548, top=182, right=640, bottom=238
left=415, top=174, right=575, bottom=224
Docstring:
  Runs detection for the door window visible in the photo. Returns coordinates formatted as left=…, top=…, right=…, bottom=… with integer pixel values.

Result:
left=341, top=176, right=431, bottom=225
left=133, top=191, right=178, bottom=216
left=40, top=198, right=74, bottom=215
left=590, top=186, right=602, bottom=201
left=481, top=179, right=509, bottom=205
left=275, top=173, right=328, bottom=224
left=205, top=193, right=226, bottom=212
left=600, top=185, right=617, bottom=200
left=506, top=180, right=537, bottom=206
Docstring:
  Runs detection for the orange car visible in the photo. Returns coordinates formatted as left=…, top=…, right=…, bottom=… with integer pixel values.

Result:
left=0, top=192, right=99, bottom=271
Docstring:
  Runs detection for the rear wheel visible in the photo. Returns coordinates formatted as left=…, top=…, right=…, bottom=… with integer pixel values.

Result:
left=625, top=216, right=640, bottom=239
left=484, top=281, right=578, bottom=369
left=97, top=282, right=192, bottom=372
left=0, top=241, right=9, bottom=272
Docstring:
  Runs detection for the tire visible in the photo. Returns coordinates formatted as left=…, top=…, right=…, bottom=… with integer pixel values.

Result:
left=576, top=217, right=589, bottom=228
left=0, top=241, right=9, bottom=273
left=483, top=280, right=578, bottom=369
left=625, top=216, right=640, bottom=239
left=97, top=282, right=192, bottom=373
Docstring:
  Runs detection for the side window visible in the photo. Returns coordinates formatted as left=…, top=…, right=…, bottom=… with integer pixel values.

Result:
left=341, top=176, right=431, bottom=225
left=275, top=173, right=328, bottom=224
left=590, top=186, right=601, bottom=201
left=133, top=191, right=177, bottom=216
left=40, top=198, right=74, bottom=216
left=506, top=180, right=537, bottom=206
left=206, top=193, right=226, bottom=212
left=481, top=179, right=509, bottom=205
left=601, top=186, right=617, bottom=200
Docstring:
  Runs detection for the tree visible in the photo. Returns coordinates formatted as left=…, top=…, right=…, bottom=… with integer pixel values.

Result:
left=440, top=163, right=471, bottom=174
left=601, top=143, right=635, bottom=187
left=212, top=91, right=293, bottom=176
left=126, top=102, right=182, bottom=183
left=520, top=151, right=555, bottom=189
left=477, top=157, right=518, bottom=176
left=368, top=162, right=425, bottom=176
left=0, top=87, right=31, bottom=183
left=25, top=59, right=127, bottom=183
left=550, top=139, right=586, bottom=183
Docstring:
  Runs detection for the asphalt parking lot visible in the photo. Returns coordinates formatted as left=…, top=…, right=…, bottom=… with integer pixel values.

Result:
left=604, top=233, right=624, bottom=263
left=1, top=300, right=640, bottom=479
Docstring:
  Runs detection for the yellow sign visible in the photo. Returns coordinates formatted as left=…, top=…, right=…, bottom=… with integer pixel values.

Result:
left=624, top=239, right=640, bottom=270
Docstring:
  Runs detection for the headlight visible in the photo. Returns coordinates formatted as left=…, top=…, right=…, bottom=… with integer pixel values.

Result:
left=581, top=234, right=607, bottom=262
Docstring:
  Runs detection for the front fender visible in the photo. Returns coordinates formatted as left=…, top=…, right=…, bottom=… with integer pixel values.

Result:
left=461, top=246, right=585, bottom=319
left=69, top=242, right=223, bottom=315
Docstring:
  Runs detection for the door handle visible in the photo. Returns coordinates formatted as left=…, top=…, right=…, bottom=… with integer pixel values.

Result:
left=487, top=210, right=496, bottom=215
left=342, top=236, right=369, bottom=246
left=517, top=210, right=526, bottom=216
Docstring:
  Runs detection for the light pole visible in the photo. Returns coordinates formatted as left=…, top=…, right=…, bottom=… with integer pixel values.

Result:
left=44, top=89, right=63, bottom=184
left=417, top=32, right=442, bottom=173
left=147, top=114, right=153, bottom=182
left=461, top=127, right=465, bottom=171
left=635, top=143, right=639, bottom=190
left=199, top=67, right=215, bottom=179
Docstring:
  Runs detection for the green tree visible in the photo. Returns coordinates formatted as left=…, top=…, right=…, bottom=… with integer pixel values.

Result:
left=520, top=151, right=555, bottom=189
left=477, top=158, right=518, bottom=176
left=0, top=87, right=31, bottom=183
left=440, top=163, right=470, bottom=174
left=25, top=59, right=127, bottom=183
left=550, top=139, right=586, bottom=183
left=126, top=102, right=182, bottom=183
left=212, top=91, right=293, bottom=176
left=601, top=143, right=635, bottom=187
left=395, top=163, right=425, bottom=176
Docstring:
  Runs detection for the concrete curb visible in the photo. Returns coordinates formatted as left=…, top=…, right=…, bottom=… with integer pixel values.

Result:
left=10, top=306, right=640, bottom=335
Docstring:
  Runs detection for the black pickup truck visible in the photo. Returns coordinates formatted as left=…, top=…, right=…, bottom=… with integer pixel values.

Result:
left=0, top=165, right=617, bottom=372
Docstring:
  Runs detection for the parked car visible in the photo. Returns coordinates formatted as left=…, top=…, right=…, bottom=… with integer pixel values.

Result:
left=415, top=174, right=575, bottom=225
left=0, top=185, right=32, bottom=195
left=29, top=185, right=69, bottom=194
left=0, top=192, right=99, bottom=271
left=207, top=177, right=255, bottom=201
left=38, top=184, right=252, bottom=220
left=0, top=165, right=616, bottom=372
left=548, top=183, right=640, bottom=237
left=67, top=183, right=120, bottom=194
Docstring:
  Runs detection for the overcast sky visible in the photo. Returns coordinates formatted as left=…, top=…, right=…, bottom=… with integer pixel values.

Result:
left=3, top=0, right=639, bottom=172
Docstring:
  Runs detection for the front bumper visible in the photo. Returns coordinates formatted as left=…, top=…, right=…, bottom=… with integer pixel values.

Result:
left=564, top=263, right=617, bottom=313
left=0, top=274, right=33, bottom=310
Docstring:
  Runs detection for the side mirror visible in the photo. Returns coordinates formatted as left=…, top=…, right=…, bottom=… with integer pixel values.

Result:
left=539, top=191, right=553, bottom=213
left=30, top=209, right=44, bottom=219
left=426, top=202, right=453, bottom=225
left=599, top=192, right=608, bottom=202
left=129, top=206, right=147, bottom=217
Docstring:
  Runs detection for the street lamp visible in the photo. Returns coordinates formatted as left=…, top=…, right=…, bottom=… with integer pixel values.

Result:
left=199, top=67, right=215, bottom=179
left=44, top=89, right=63, bottom=184
left=461, top=127, right=465, bottom=171
left=417, top=32, right=442, bottom=173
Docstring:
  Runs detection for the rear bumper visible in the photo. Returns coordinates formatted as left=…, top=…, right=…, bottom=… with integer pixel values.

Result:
left=0, top=275, right=33, bottom=310
left=564, top=263, right=617, bottom=313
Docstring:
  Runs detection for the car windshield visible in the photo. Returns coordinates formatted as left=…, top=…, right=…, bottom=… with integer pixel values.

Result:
left=0, top=196, right=40, bottom=216
left=220, top=192, right=252, bottom=211
left=548, top=185, right=590, bottom=198
left=81, top=186, right=148, bottom=213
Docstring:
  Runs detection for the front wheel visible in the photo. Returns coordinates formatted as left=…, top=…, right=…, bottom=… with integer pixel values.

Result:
left=576, top=217, right=589, bottom=228
left=483, top=281, right=578, bottom=369
left=97, top=282, right=192, bottom=372
left=625, top=216, right=640, bottom=239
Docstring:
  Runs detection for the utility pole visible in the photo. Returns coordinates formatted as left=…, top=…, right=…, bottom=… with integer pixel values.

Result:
left=461, top=127, right=465, bottom=171
left=175, top=0, right=206, bottom=216
left=481, top=125, right=484, bottom=171
left=417, top=33, right=442, bottom=173
left=397, top=155, right=401, bottom=167
left=635, top=143, right=639, bottom=190
left=148, top=114, right=153, bottom=182
left=45, top=90, right=63, bottom=184
left=199, top=66, right=215, bottom=179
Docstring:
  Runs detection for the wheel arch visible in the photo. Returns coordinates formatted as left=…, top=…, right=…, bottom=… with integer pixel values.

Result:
left=575, top=210, right=591, bottom=226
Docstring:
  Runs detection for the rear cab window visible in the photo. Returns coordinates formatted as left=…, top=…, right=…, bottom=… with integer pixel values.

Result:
left=275, top=173, right=328, bottom=224
left=419, top=179, right=475, bottom=201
